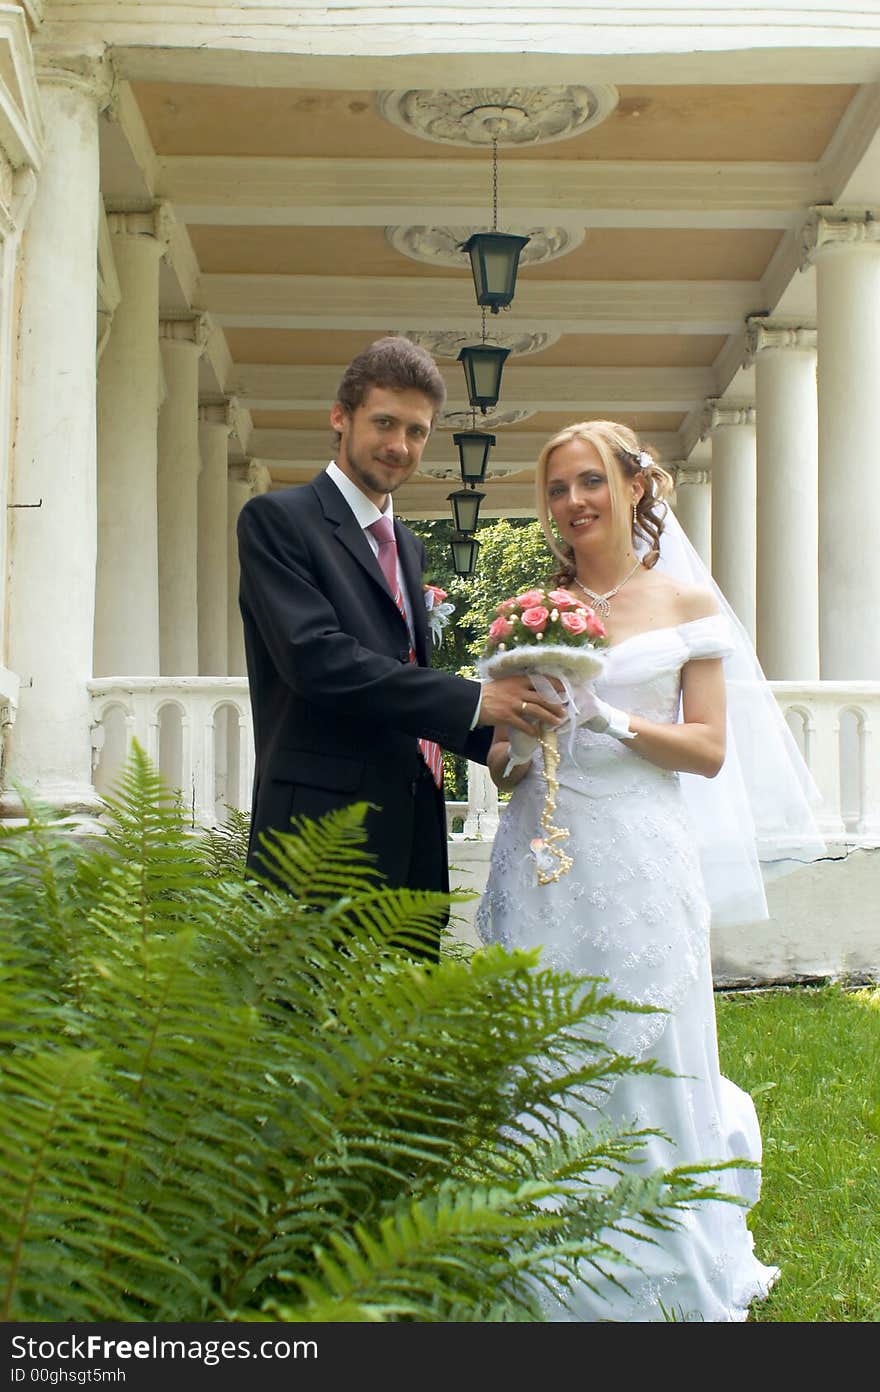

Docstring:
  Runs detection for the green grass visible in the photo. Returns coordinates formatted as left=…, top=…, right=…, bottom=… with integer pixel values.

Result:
left=715, top=983, right=880, bottom=1322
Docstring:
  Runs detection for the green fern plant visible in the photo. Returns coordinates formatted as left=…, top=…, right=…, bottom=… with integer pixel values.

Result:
left=200, top=805, right=251, bottom=877
left=0, top=743, right=726, bottom=1323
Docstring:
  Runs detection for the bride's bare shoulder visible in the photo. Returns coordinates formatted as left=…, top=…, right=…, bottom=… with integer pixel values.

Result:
left=647, top=572, right=719, bottom=623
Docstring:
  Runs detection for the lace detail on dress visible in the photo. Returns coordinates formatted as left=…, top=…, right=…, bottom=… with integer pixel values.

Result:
left=477, top=637, right=709, bottom=1064
left=476, top=622, right=778, bottom=1321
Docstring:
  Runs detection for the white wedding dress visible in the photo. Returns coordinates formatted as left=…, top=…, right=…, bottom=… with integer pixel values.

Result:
left=476, top=614, right=779, bottom=1322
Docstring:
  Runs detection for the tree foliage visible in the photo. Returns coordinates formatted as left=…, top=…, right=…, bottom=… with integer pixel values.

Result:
left=0, top=745, right=724, bottom=1323
left=408, top=516, right=554, bottom=673
left=409, top=517, right=555, bottom=800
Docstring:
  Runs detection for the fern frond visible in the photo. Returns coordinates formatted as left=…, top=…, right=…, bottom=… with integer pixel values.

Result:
left=1, top=749, right=725, bottom=1324
left=0, top=1046, right=212, bottom=1320
left=252, top=802, right=384, bottom=905
left=200, top=805, right=250, bottom=877
left=85, top=741, right=211, bottom=942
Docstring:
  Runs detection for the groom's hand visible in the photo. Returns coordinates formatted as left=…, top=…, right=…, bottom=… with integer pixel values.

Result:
left=477, top=676, right=566, bottom=735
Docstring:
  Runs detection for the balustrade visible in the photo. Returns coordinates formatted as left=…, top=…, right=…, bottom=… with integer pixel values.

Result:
left=89, top=678, right=252, bottom=827
left=774, top=681, right=880, bottom=842
left=87, top=679, right=880, bottom=845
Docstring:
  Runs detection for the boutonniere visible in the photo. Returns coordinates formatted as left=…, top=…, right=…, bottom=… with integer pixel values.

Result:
left=423, top=584, right=455, bottom=647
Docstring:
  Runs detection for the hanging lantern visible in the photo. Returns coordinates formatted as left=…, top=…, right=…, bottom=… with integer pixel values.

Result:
left=461, top=231, right=530, bottom=314
left=449, top=531, right=480, bottom=577
left=457, top=344, right=510, bottom=414
left=447, top=487, right=486, bottom=534
left=452, top=429, right=495, bottom=485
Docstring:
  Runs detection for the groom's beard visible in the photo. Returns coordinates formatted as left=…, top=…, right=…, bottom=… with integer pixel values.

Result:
left=349, top=447, right=418, bottom=499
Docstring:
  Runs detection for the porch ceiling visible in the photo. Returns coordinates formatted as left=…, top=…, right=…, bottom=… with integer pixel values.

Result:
left=99, top=68, right=877, bottom=518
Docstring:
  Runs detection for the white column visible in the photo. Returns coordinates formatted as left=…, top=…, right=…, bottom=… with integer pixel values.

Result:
left=158, top=317, right=206, bottom=676
left=198, top=402, right=235, bottom=676
left=4, top=62, right=109, bottom=810
left=95, top=208, right=169, bottom=677
left=746, top=320, right=819, bottom=680
left=0, top=167, right=37, bottom=723
left=227, top=465, right=252, bottom=679
left=227, top=461, right=271, bottom=678
left=804, top=210, right=880, bottom=679
left=703, top=402, right=757, bottom=641
left=671, top=467, right=711, bottom=569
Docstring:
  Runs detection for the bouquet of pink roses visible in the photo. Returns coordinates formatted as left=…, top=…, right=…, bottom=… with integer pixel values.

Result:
left=481, top=586, right=608, bottom=680
left=478, top=586, right=609, bottom=885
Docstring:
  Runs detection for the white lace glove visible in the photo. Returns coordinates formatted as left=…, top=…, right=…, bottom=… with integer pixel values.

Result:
left=573, top=688, right=636, bottom=741
left=501, top=672, right=562, bottom=777
left=503, top=726, right=539, bottom=777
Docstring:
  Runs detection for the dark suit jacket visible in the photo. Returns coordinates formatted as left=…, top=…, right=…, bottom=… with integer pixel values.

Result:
left=237, top=471, right=491, bottom=889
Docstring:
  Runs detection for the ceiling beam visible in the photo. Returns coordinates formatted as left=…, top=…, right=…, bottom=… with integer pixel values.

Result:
left=236, top=361, right=713, bottom=411
left=201, top=274, right=762, bottom=335
left=263, top=464, right=544, bottom=518
left=250, top=428, right=684, bottom=468
left=160, top=157, right=826, bottom=231
left=76, top=34, right=880, bottom=91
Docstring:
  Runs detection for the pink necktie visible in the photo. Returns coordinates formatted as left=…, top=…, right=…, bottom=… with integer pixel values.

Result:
left=367, top=516, right=444, bottom=790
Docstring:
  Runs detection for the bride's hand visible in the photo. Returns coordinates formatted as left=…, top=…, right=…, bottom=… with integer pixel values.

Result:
left=572, top=686, right=635, bottom=740
left=507, top=725, right=539, bottom=767
left=488, top=737, right=533, bottom=791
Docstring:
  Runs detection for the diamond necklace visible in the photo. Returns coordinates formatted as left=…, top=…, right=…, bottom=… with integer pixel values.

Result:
left=572, top=558, right=642, bottom=617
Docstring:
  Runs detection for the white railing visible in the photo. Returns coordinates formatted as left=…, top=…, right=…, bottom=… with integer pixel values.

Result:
left=0, top=664, right=19, bottom=772
left=88, top=678, right=253, bottom=827
left=773, top=682, right=880, bottom=842
left=88, top=679, right=880, bottom=845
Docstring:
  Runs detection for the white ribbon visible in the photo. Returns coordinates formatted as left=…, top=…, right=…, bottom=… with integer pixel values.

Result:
left=502, top=669, right=581, bottom=777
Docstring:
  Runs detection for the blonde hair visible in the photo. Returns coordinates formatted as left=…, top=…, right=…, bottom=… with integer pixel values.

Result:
left=535, top=420, right=675, bottom=585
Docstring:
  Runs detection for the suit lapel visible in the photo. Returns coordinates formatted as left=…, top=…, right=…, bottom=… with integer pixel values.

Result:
left=312, top=471, right=394, bottom=594
left=311, top=472, right=415, bottom=637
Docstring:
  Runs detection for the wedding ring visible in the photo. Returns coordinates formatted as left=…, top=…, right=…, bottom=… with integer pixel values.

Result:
left=521, top=700, right=528, bottom=715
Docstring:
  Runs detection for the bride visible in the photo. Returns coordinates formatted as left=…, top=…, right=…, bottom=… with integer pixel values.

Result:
left=476, top=419, right=822, bottom=1322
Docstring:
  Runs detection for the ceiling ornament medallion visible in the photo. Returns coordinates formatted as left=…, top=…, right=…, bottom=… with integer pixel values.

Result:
left=386, top=224, right=583, bottom=268
left=377, top=86, right=618, bottom=148
left=400, top=329, right=555, bottom=359
left=437, top=407, right=534, bottom=431
left=419, top=461, right=524, bottom=481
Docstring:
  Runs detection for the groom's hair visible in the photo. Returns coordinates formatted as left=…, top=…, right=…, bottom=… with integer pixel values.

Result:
left=332, top=337, right=447, bottom=443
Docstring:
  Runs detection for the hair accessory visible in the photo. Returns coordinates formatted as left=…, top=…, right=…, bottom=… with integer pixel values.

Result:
left=638, top=451, right=653, bottom=470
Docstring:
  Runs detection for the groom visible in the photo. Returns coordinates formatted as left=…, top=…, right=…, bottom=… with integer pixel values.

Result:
left=237, top=336, right=563, bottom=940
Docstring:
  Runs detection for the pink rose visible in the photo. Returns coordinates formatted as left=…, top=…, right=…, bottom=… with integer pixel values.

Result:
left=520, top=606, right=549, bottom=633
left=516, top=589, right=546, bottom=610
left=424, top=584, right=448, bottom=604
left=560, top=611, right=588, bottom=635
left=488, top=616, right=514, bottom=643
left=547, top=588, right=577, bottom=610
left=585, top=612, right=607, bottom=639
left=496, top=598, right=517, bottom=616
